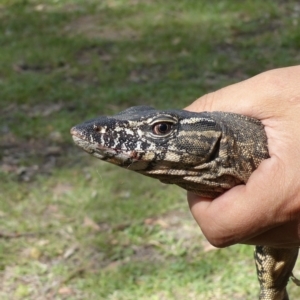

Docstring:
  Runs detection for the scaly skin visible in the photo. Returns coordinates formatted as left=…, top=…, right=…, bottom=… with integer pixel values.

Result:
left=71, top=106, right=299, bottom=299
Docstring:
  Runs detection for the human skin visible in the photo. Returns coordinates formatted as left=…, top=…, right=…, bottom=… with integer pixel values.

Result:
left=185, top=66, right=300, bottom=248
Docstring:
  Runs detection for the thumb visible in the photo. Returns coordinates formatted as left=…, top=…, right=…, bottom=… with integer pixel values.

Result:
left=184, top=66, right=300, bottom=119
left=184, top=78, right=263, bottom=116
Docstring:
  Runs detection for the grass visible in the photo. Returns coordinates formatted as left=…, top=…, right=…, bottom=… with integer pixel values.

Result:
left=0, top=0, right=300, bottom=299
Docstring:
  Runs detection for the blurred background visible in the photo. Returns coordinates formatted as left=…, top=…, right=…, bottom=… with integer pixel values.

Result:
left=1, top=1, right=300, bottom=299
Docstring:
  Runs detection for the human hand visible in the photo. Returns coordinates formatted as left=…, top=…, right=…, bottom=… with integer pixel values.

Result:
left=185, top=66, right=300, bottom=248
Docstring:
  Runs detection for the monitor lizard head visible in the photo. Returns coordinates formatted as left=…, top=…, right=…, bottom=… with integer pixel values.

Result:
left=71, top=105, right=268, bottom=197
left=71, top=106, right=221, bottom=169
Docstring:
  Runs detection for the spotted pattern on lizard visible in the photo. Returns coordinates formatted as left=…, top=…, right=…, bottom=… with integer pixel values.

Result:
left=71, top=106, right=299, bottom=300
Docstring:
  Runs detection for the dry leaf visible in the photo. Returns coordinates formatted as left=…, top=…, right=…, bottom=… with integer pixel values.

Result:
left=58, top=286, right=73, bottom=295
left=63, top=245, right=79, bottom=259
left=83, top=216, right=101, bottom=231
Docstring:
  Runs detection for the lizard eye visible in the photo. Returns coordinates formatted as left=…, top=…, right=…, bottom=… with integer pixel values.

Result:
left=152, top=122, right=173, bottom=135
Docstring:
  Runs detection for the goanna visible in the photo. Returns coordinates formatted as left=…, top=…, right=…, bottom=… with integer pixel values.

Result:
left=71, top=106, right=299, bottom=300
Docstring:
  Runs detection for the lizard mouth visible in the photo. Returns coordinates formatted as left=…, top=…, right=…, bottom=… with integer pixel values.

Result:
left=70, top=127, right=108, bottom=158
left=71, top=129, right=138, bottom=165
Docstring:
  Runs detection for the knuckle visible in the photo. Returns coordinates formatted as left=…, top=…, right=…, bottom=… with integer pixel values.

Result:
left=206, top=236, right=233, bottom=248
left=202, top=226, right=235, bottom=248
left=259, top=68, right=295, bottom=99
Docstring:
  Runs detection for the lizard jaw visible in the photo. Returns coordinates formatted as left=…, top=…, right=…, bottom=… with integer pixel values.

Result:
left=71, top=135, right=105, bottom=158
left=71, top=133, right=139, bottom=165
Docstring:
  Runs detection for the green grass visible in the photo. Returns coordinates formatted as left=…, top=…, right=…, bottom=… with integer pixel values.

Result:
left=1, top=0, right=300, bottom=299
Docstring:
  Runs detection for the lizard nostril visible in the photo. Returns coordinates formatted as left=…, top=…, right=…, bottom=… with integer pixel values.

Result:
left=93, top=124, right=105, bottom=133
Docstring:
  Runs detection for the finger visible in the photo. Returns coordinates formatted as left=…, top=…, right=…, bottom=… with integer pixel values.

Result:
left=187, top=158, right=290, bottom=247
left=242, top=220, right=300, bottom=248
